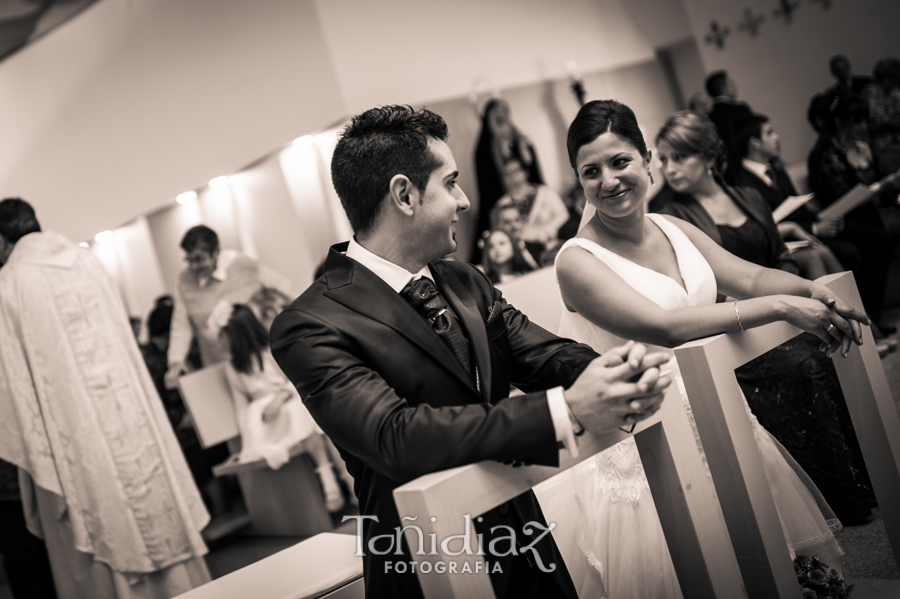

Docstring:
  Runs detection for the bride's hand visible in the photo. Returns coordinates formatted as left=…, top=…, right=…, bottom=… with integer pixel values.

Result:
left=779, top=294, right=864, bottom=358
left=565, top=341, right=673, bottom=434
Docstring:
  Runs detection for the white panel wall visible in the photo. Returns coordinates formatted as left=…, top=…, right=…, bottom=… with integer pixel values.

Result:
left=0, top=0, right=346, bottom=243
left=313, top=0, right=690, bottom=113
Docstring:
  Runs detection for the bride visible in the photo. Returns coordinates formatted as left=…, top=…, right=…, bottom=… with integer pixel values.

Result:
left=551, top=100, right=867, bottom=598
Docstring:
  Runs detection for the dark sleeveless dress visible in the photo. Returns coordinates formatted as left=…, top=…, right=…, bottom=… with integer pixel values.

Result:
left=718, top=219, right=875, bottom=524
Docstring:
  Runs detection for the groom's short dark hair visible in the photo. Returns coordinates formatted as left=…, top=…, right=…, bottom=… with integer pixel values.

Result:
left=331, top=105, right=449, bottom=238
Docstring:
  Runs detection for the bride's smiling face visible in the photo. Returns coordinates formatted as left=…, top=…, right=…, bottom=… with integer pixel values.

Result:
left=576, top=132, right=651, bottom=220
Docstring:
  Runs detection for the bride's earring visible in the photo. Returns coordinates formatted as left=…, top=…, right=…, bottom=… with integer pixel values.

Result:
left=648, top=169, right=654, bottom=185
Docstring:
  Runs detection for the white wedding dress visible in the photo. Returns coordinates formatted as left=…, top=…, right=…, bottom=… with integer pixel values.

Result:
left=550, top=213, right=842, bottom=599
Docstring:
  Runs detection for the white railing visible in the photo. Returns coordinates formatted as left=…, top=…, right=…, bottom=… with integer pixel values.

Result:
left=394, top=271, right=900, bottom=598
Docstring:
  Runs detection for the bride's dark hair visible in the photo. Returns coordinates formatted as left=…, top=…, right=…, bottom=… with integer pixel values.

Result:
left=567, top=100, right=648, bottom=169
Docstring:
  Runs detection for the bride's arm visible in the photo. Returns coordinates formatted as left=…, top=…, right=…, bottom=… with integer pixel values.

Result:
left=663, top=216, right=866, bottom=348
left=556, top=244, right=862, bottom=355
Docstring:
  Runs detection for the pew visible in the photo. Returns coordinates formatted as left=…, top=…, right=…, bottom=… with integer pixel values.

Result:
left=173, top=532, right=363, bottom=599
left=394, top=271, right=899, bottom=598
left=675, top=271, right=900, bottom=597
left=178, top=364, right=333, bottom=536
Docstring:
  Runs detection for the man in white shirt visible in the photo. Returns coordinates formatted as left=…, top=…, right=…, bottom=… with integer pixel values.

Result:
left=165, top=225, right=294, bottom=388
left=270, top=105, right=670, bottom=599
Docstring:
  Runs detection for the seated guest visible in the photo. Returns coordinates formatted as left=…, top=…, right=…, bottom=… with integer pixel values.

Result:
left=212, top=303, right=354, bottom=511
left=489, top=198, right=542, bottom=268
left=497, top=158, right=569, bottom=250
left=861, top=57, right=900, bottom=178
left=732, top=113, right=844, bottom=280
left=705, top=69, right=753, bottom=183
left=481, top=229, right=537, bottom=284
left=165, top=224, right=294, bottom=389
left=650, top=112, right=876, bottom=524
left=557, top=181, right=587, bottom=242
left=473, top=99, right=544, bottom=259
left=808, top=94, right=899, bottom=335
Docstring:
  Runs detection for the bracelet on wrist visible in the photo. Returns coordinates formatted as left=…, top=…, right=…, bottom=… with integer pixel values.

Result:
left=733, top=300, right=746, bottom=332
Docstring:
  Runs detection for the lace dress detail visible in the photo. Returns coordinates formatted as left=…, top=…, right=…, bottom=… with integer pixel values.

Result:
left=546, top=214, right=843, bottom=599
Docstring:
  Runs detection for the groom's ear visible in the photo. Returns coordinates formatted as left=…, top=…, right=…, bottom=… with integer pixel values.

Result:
left=388, top=174, right=417, bottom=217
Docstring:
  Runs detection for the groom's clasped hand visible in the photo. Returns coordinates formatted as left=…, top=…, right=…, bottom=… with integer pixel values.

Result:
left=564, top=340, right=672, bottom=433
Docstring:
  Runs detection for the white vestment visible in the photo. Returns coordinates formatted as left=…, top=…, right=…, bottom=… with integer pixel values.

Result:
left=0, top=231, right=210, bottom=598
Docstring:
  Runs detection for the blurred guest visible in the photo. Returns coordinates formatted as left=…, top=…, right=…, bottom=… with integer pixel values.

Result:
left=0, top=458, right=57, bottom=599
left=142, top=297, right=230, bottom=517
left=687, top=91, right=714, bottom=116
left=557, top=181, right=587, bottom=242
left=474, top=99, right=544, bottom=257
left=129, top=316, right=142, bottom=340
left=489, top=199, right=541, bottom=268
left=862, top=57, right=900, bottom=177
left=165, top=224, right=294, bottom=389
left=808, top=94, right=899, bottom=333
left=0, top=199, right=210, bottom=598
left=497, top=158, right=568, bottom=249
left=732, top=113, right=844, bottom=280
left=651, top=114, right=876, bottom=524
left=212, top=303, right=354, bottom=511
left=827, top=54, right=873, bottom=106
left=705, top=70, right=754, bottom=182
left=480, top=229, right=537, bottom=285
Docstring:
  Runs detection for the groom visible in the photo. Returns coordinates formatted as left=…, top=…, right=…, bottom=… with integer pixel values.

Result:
left=270, top=105, right=670, bottom=599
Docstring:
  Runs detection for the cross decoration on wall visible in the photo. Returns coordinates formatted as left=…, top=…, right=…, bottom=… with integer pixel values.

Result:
left=704, top=0, right=833, bottom=49
left=704, top=20, right=730, bottom=49
left=737, top=7, right=765, bottom=37
left=772, top=0, right=801, bottom=24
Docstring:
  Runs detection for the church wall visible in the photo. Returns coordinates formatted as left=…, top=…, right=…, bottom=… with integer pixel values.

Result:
left=679, top=0, right=900, bottom=166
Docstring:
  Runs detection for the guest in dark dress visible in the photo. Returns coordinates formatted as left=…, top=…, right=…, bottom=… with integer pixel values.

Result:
left=861, top=57, right=900, bottom=179
left=808, top=94, right=899, bottom=334
left=651, top=111, right=875, bottom=524
left=473, top=99, right=543, bottom=259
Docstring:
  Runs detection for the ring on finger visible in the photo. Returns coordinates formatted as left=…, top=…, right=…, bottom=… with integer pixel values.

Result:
left=825, top=323, right=835, bottom=333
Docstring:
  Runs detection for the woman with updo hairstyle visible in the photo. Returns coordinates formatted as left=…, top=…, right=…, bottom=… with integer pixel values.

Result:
left=649, top=110, right=875, bottom=526
left=650, top=111, right=798, bottom=273
left=549, top=99, right=863, bottom=598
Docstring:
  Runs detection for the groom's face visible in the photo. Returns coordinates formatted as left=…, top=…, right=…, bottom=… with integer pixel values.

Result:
left=413, top=139, right=470, bottom=261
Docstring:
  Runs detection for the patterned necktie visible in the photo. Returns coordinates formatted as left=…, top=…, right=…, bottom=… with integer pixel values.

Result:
left=401, top=277, right=474, bottom=379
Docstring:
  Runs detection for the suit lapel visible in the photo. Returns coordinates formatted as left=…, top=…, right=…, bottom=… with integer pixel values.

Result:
left=323, top=246, right=478, bottom=394
left=431, top=263, right=491, bottom=400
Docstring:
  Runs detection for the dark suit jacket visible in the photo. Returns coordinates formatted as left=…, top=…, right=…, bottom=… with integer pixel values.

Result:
left=270, top=242, right=597, bottom=599
left=733, top=163, right=819, bottom=233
